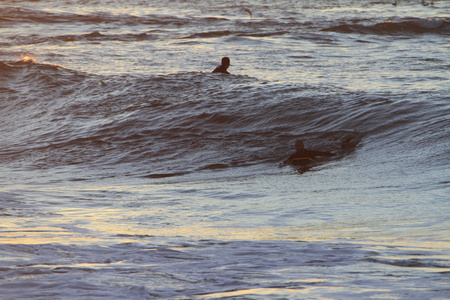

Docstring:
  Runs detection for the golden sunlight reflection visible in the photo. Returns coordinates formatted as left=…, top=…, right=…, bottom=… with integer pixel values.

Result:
left=3, top=186, right=449, bottom=256
left=2, top=197, right=450, bottom=254
left=195, top=286, right=352, bottom=298
left=18, top=53, right=37, bottom=63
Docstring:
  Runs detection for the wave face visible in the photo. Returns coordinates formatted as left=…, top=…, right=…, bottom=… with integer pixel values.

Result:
left=1, top=59, right=448, bottom=180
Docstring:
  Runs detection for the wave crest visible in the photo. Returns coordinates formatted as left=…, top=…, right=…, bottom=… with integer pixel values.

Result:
left=323, top=18, right=449, bottom=35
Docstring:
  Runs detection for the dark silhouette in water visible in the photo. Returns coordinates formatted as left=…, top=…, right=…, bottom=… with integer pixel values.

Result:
left=283, top=139, right=335, bottom=166
left=212, top=57, right=230, bottom=74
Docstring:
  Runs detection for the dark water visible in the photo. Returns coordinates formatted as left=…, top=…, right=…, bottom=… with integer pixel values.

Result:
left=1, top=0, right=449, bottom=299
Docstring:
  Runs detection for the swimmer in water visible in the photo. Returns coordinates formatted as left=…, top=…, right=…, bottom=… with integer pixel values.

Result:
left=212, top=57, right=230, bottom=74
left=283, top=139, right=335, bottom=166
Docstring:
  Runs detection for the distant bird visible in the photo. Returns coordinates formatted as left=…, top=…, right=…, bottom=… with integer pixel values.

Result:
left=422, top=0, right=429, bottom=6
left=392, top=1, right=398, bottom=6
left=241, top=7, right=253, bottom=19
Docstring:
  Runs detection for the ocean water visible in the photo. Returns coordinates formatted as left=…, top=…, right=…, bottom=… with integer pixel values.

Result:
left=1, top=0, right=449, bottom=299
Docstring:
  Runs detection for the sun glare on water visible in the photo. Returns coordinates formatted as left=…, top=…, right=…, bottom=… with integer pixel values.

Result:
left=18, top=53, right=37, bottom=63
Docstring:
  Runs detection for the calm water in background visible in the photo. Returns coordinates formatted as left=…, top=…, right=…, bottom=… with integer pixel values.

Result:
left=1, top=0, right=449, bottom=298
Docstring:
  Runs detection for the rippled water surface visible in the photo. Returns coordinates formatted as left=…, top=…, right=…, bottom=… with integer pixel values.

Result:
left=1, top=0, right=449, bottom=299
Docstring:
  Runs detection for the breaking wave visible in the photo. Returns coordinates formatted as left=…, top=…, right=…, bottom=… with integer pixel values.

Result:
left=323, top=17, right=450, bottom=35
left=1, top=59, right=448, bottom=179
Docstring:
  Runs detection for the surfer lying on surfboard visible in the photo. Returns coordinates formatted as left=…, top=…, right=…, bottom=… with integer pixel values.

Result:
left=283, top=139, right=335, bottom=166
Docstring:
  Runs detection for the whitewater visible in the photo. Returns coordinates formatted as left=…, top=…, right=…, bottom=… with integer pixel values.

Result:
left=0, top=0, right=449, bottom=299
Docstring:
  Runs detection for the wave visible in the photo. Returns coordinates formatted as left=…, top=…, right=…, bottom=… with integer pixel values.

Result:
left=365, top=257, right=449, bottom=269
left=0, top=6, right=190, bottom=26
left=183, top=28, right=290, bottom=39
left=1, top=31, right=157, bottom=47
left=323, top=18, right=450, bottom=35
left=1, top=59, right=448, bottom=178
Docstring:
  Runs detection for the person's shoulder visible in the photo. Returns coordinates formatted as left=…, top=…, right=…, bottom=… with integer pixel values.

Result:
left=212, top=66, right=229, bottom=74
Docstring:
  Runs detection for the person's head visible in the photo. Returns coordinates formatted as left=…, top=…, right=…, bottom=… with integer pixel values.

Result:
left=295, top=139, right=304, bottom=152
left=221, top=57, right=230, bottom=68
